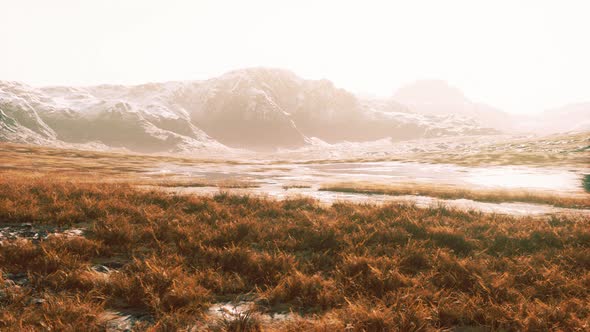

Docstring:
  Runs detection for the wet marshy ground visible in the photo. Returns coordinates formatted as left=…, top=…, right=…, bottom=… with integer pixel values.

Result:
left=145, top=161, right=590, bottom=217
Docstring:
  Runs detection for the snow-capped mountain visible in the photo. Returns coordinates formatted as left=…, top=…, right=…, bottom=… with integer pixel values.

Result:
left=0, top=80, right=227, bottom=153
left=0, top=68, right=500, bottom=153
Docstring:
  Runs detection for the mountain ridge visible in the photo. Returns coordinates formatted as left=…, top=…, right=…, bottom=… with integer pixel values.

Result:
left=2, top=68, right=558, bottom=153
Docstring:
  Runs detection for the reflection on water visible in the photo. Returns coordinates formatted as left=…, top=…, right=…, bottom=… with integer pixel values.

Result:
left=466, top=167, right=581, bottom=190
left=148, top=184, right=590, bottom=217
left=149, top=161, right=586, bottom=193
left=140, top=160, right=590, bottom=217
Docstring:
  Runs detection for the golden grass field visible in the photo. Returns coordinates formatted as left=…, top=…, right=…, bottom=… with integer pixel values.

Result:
left=1, top=172, right=590, bottom=331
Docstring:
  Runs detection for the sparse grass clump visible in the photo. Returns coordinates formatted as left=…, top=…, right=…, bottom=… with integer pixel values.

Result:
left=282, top=184, right=312, bottom=190
left=152, top=179, right=259, bottom=189
left=584, top=174, right=590, bottom=193
left=1, top=174, right=590, bottom=330
left=321, top=181, right=590, bottom=209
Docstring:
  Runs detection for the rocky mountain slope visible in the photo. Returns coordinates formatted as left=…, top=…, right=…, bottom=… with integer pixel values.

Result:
left=0, top=68, right=500, bottom=152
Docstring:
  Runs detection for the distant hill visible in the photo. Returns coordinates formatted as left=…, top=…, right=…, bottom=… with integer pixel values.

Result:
left=392, top=80, right=512, bottom=131
left=539, top=102, right=590, bottom=133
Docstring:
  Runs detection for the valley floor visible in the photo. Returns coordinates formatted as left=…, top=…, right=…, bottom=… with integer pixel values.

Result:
left=1, top=131, right=589, bottom=217
left=0, top=134, right=589, bottom=330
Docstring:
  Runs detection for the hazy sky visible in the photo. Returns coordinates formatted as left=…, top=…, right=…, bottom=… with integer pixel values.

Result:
left=1, top=0, right=589, bottom=114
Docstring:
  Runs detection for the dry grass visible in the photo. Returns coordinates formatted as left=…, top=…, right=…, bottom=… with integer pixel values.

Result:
left=0, top=142, right=244, bottom=180
left=405, top=131, right=590, bottom=167
left=1, top=173, right=590, bottom=330
left=298, top=131, right=590, bottom=167
left=320, top=181, right=590, bottom=209
left=282, top=184, right=312, bottom=190
left=145, top=179, right=259, bottom=189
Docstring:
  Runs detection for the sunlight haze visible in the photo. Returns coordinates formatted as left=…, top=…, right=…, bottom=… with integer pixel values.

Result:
left=1, top=0, right=589, bottom=114
left=2, top=2, right=590, bottom=329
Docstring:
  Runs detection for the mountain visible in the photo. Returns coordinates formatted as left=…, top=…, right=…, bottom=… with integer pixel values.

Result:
left=392, top=80, right=512, bottom=131
left=186, top=69, right=498, bottom=149
left=0, top=82, right=57, bottom=144
left=0, top=80, right=228, bottom=153
left=391, top=80, right=590, bottom=134
left=538, top=102, right=590, bottom=133
left=498, top=102, right=590, bottom=134
left=0, top=69, right=500, bottom=152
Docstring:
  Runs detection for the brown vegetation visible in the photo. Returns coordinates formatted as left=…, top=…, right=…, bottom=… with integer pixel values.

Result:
left=147, top=179, right=259, bottom=189
left=303, top=131, right=590, bottom=167
left=1, top=173, right=590, bottom=330
left=410, top=131, right=590, bottom=167
left=320, top=181, right=590, bottom=209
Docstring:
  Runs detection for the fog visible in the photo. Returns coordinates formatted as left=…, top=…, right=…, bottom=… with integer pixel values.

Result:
left=1, top=0, right=589, bottom=114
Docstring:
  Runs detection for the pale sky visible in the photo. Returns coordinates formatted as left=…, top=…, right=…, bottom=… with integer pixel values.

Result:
left=1, top=0, right=589, bottom=114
